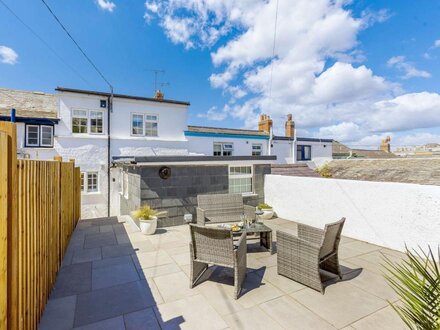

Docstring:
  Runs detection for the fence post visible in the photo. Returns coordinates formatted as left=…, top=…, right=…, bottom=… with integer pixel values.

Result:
left=0, top=122, right=18, bottom=330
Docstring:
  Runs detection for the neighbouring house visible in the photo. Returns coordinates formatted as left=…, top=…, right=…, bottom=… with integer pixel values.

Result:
left=0, top=87, right=333, bottom=222
left=332, top=140, right=397, bottom=159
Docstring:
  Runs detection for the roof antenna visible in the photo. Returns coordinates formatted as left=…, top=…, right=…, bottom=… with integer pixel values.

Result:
left=146, top=69, right=165, bottom=94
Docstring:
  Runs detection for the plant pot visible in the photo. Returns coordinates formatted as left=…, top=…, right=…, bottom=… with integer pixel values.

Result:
left=259, top=208, right=274, bottom=220
left=139, top=216, right=157, bottom=235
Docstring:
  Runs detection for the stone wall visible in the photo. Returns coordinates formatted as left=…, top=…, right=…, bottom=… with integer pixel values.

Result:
left=121, top=163, right=271, bottom=227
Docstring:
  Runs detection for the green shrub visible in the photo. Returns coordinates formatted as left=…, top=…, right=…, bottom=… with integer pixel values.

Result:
left=257, top=203, right=272, bottom=209
left=383, top=246, right=440, bottom=329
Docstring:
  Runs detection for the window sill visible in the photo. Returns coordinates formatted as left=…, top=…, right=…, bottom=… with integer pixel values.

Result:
left=241, top=193, right=258, bottom=197
left=81, top=191, right=101, bottom=195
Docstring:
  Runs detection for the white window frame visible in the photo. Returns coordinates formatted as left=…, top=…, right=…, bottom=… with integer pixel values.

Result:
left=71, top=109, right=105, bottom=135
left=89, top=110, right=104, bottom=135
left=252, top=143, right=262, bottom=156
left=80, top=172, right=85, bottom=192
left=131, top=113, right=145, bottom=136
left=81, top=172, right=99, bottom=193
left=213, top=142, right=234, bottom=156
left=130, top=113, right=159, bottom=137
left=40, top=125, right=54, bottom=147
left=25, top=124, right=40, bottom=147
left=228, top=165, right=253, bottom=195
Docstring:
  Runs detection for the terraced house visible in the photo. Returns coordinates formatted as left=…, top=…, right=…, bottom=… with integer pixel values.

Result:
left=0, top=87, right=333, bottom=222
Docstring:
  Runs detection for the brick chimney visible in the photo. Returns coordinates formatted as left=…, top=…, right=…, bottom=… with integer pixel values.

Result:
left=380, top=136, right=391, bottom=153
left=154, top=89, right=164, bottom=100
left=258, top=114, right=273, bottom=133
left=285, top=114, right=295, bottom=138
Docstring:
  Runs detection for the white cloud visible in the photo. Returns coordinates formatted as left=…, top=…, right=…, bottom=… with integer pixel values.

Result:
left=387, top=56, right=431, bottom=79
left=148, top=0, right=440, bottom=145
left=96, top=0, right=115, bottom=12
left=0, top=46, right=18, bottom=65
left=394, top=132, right=440, bottom=147
left=197, top=106, right=228, bottom=121
left=433, top=39, right=440, bottom=48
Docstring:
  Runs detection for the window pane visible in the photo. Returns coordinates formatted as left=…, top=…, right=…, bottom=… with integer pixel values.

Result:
left=252, top=144, right=262, bottom=156
left=72, top=117, right=88, bottom=133
left=304, top=146, right=311, bottom=160
left=41, top=126, right=53, bottom=146
left=27, top=126, right=39, bottom=145
left=87, top=173, right=98, bottom=192
left=145, top=115, right=157, bottom=121
left=80, top=173, right=85, bottom=191
left=132, top=114, right=144, bottom=135
left=213, top=143, right=222, bottom=156
left=90, top=111, right=103, bottom=133
left=72, top=110, right=87, bottom=118
left=145, top=121, right=158, bottom=136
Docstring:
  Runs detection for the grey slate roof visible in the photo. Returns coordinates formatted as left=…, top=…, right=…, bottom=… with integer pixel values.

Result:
left=187, top=125, right=269, bottom=137
left=273, top=136, right=333, bottom=143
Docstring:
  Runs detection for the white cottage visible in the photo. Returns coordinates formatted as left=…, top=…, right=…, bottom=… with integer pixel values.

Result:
left=0, top=87, right=333, bottom=220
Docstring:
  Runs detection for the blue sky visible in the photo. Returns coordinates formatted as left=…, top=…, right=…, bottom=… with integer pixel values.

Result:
left=1, top=0, right=440, bottom=148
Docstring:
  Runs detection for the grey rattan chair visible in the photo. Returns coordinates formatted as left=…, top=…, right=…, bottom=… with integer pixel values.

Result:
left=196, top=193, right=255, bottom=226
left=189, top=224, right=247, bottom=299
left=277, top=218, right=346, bottom=293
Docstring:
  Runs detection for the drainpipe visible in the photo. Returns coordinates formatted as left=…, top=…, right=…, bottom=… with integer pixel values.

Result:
left=107, top=88, right=113, bottom=217
left=11, top=108, right=16, bottom=122
left=292, top=127, right=297, bottom=164
left=268, top=126, right=273, bottom=156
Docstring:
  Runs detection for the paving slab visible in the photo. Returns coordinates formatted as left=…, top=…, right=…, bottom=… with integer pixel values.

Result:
left=154, top=294, right=227, bottom=330
left=132, top=250, right=175, bottom=270
left=73, top=316, right=125, bottom=330
left=350, top=305, right=406, bottom=329
left=50, top=262, right=92, bottom=299
left=84, top=232, right=117, bottom=249
left=39, top=295, right=76, bottom=330
left=291, top=281, right=388, bottom=328
left=153, top=271, right=199, bottom=303
left=124, top=308, right=161, bottom=330
left=137, top=262, right=182, bottom=280
left=92, top=262, right=140, bottom=290
left=72, top=247, right=102, bottom=264
left=222, top=305, right=283, bottom=330
left=259, top=295, right=336, bottom=329
left=74, top=280, right=158, bottom=327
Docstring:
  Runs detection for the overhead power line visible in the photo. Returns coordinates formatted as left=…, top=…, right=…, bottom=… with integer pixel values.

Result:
left=268, top=0, right=279, bottom=100
left=0, top=0, right=91, bottom=87
left=39, top=0, right=113, bottom=92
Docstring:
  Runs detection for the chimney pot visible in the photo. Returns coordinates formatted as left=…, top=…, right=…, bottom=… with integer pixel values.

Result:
left=258, top=113, right=273, bottom=133
left=285, top=113, right=295, bottom=138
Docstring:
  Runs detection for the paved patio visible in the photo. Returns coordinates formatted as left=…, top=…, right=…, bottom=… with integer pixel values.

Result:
left=39, top=216, right=407, bottom=329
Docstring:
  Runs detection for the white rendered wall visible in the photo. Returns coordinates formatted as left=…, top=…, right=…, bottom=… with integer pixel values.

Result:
left=186, top=135, right=268, bottom=156
left=271, top=140, right=293, bottom=163
left=264, top=175, right=440, bottom=253
left=269, top=140, right=332, bottom=164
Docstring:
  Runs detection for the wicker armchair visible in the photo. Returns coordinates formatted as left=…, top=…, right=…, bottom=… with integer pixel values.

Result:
left=189, top=224, right=247, bottom=299
left=196, top=193, right=255, bottom=226
left=277, top=218, right=346, bottom=293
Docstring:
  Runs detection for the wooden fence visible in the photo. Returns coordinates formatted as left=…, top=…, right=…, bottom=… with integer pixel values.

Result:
left=0, top=122, right=81, bottom=330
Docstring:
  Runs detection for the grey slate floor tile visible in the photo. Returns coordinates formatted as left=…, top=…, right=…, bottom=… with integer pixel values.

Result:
left=39, top=295, right=76, bottom=330
left=51, top=262, right=92, bottom=299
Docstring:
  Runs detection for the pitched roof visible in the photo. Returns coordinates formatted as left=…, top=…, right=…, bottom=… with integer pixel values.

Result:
left=186, top=125, right=269, bottom=137
left=56, top=87, right=190, bottom=106
left=0, top=88, right=58, bottom=119
left=332, top=141, right=397, bottom=159
left=327, top=158, right=440, bottom=186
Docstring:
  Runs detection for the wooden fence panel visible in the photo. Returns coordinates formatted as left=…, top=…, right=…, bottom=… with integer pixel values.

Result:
left=0, top=132, right=9, bottom=330
left=0, top=122, right=81, bottom=330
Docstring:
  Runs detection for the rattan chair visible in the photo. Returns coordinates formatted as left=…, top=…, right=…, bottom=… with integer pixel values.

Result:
left=189, top=224, right=247, bottom=299
left=196, top=193, right=255, bottom=226
left=277, top=218, right=346, bottom=293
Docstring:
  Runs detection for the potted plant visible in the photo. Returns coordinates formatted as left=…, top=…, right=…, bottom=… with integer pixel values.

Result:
left=131, top=205, right=164, bottom=235
left=257, top=203, right=274, bottom=220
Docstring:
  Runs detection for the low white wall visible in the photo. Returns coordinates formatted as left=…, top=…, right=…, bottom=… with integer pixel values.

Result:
left=264, top=175, right=440, bottom=253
